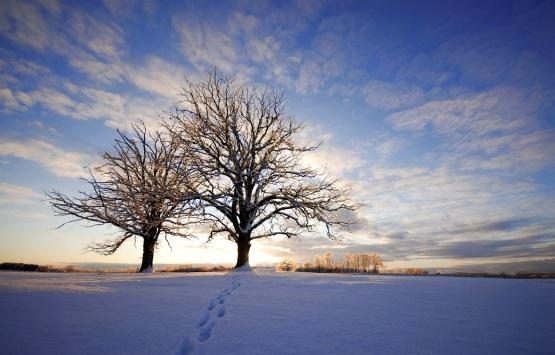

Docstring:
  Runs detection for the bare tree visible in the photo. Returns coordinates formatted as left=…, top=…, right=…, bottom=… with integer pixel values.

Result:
left=322, top=251, right=334, bottom=269
left=169, top=71, right=358, bottom=268
left=47, top=122, right=193, bottom=272
left=369, top=253, right=384, bottom=273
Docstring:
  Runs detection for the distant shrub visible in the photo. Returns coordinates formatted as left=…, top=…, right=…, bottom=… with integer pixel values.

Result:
left=405, top=268, right=424, bottom=275
left=276, top=259, right=296, bottom=272
left=63, top=265, right=77, bottom=272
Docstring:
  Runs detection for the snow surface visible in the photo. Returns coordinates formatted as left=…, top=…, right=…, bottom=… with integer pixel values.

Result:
left=141, top=266, right=154, bottom=273
left=0, top=270, right=553, bottom=355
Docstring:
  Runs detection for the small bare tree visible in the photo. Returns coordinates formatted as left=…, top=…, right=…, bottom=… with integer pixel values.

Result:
left=47, top=122, right=193, bottom=272
left=322, top=251, right=334, bottom=269
left=369, top=253, right=384, bottom=273
left=169, top=71, right=358, bottom=268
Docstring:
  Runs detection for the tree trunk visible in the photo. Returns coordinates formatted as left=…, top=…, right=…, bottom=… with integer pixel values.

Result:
left=235, top=237, right=251, bottom=268
left=139, top=238, right=156, bottom=273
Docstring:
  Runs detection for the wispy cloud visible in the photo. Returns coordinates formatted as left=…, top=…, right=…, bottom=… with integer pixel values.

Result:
left=388, top=87, right=534, bottom=135
left=363, top=81, right=424, bottom=110
left=3, top=84, right=168, bottom=129
left=374, top=137, right=406, bottom=160
left=124, top=56, right=187, bottom=98
left=429, top=233, right=555, bottom=259
left=388, top=86, right=555, bottom=174
left=173, top=18, right=242, bottom=74
left=0, top=88, right=21, bottom=110
left=303, top=145, right=366, bottom=177
left=0, top=138, right=92, bottom=177
left=0, top=181, right=40, bottom=204
left=0, top=0, right=57, bottom=50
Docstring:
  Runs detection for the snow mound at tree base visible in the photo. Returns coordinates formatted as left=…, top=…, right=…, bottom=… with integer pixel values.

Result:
left=233, top=264, right=252, bottom=272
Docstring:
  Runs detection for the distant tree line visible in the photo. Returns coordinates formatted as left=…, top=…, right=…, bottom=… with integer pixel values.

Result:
left=288, top=251, right=384, bottom=274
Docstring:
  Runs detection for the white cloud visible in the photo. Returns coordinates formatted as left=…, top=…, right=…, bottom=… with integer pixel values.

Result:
left=78, top=87, right=169, bottom=128
left=388, top=87, right=532, bottom=135
left=303, top=146, right=366, bottom=176
left=228, top=12, right=258, bottom=35
left=0, top=88, right=20, bottom=110
left=68, top=55, right=125, bottom=83
left=296, top=125, right=365, bottom=176
left=0, top=55, right=49, bottom=76
left=0, top=208, right=48, bottom=219
left=66, top=10, right=124, bottom=60
left=11, top=84, right=169, bottom=129
left=356, top=164, right=541, bottom=240
left=374, top=137, right=405, bottom=159
left=0, top=0, right=130, bottom=86
left=363, top=80, right=424, bottom=110
left=0, top=0, right=124, bottom=63
left=287, top=12, right=369, bottom=95
left=124, top=56, right=187, bottom=98
left=102, top=0, right=141, bottom=18
left=388, top=86, right=554, bottom=173
left=309, top=244, right=349, bottom=250
left=370, top=166, right=428, bottom=180
left=27, top=88, right=77, bottom=117
left=170, top=8, right=322, bottom=92
left=0, top=138, right=92, bottom=177
left=0, top=0, right=52, bottom=50
left=173, top=19, right=241, bottom=74
left=0, top=181, right=40, bottom=204
left=247, top=36, right=280, bottom=64
left=455, top=129, right=555, bottom=172
left=295, top=61, right=324, bottom=94
left=0, top=3, right=184, bottom=125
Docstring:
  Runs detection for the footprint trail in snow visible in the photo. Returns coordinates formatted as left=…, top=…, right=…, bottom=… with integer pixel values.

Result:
left=176, top=274, right=243, bottom=355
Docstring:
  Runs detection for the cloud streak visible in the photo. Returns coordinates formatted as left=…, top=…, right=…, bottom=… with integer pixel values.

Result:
left=0, top=138, right=92, bottom=177
left=0, top=181, right=40, bottom=204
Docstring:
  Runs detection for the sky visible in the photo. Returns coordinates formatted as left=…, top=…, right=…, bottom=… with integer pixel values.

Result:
left=0, top=0, right=554, bottom=270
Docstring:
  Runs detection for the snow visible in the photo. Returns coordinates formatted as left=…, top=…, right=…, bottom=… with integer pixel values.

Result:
left=141, top=266, right=154, bottom=273
left=0, top=270, right=553, bottom=355
left=233, top=263, right=252, bottom=272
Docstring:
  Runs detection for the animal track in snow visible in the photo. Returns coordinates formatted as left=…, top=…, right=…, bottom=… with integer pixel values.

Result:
left=176, top=274, right=243, bottom=355
left=198, top=319, right=216, bottom=343
left=217, top=304, right=226, bottom=318
left=207, top=299, right=217, bottom=311
left=196, top=311, right=210, bottom=328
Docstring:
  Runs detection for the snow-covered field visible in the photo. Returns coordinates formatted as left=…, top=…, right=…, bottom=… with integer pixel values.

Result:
left=0, top=270, right=553, bottom=355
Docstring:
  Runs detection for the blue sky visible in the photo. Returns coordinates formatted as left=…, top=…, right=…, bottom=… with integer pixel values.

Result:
left=1, top=0, right=554, bottom=269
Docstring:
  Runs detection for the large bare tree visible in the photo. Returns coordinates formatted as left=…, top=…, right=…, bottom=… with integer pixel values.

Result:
left=47, top=122, right=193, bottom=272
left=169, top=71, right=358, bottom=268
